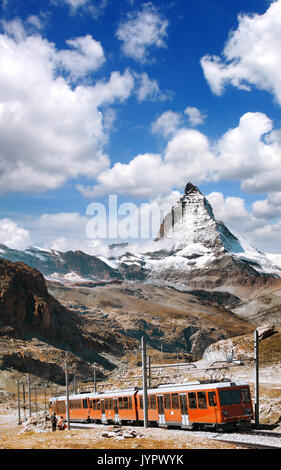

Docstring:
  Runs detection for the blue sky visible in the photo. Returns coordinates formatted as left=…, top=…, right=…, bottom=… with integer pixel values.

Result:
left=1, top=0, right=281, bottom=254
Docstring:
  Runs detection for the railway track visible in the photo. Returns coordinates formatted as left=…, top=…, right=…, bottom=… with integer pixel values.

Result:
left=70, top=422, right=281, bottom=449
left=210, top=429, right=281, bottom=449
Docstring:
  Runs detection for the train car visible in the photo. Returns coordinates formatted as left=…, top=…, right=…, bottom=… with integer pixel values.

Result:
left=137, top=381, right=253, bottom=431
left=49, top=380, right=253, bottom=431
left=49, top=388, right=139, bottom=425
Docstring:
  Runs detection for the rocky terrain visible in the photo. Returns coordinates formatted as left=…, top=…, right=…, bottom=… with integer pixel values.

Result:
left=0, top=259, right=139, bottom=385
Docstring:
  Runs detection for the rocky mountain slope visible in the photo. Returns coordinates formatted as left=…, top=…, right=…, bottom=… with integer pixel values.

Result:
left=0, top=259, right=137, bottom=384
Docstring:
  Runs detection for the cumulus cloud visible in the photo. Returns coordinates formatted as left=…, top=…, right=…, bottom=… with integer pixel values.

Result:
left=56, top=35, right=105, bottom=79
left=54, top=0, right=107, bottom=18
left=184, top=107, right=206, bottom=126
left=0, top=22, right=134, bottom=194
left=151, top=111, right=181, bottom=138
left=207, top=192, right=249, bottom=224
left=0, top=218, right=31, bottom=249
left=116, top=2, right=169, bottom=63
left=201, top=0, right=281, bottom=105
left=134, top=72, right=171, bottom=102
left=252, top=192, right=281, bottom=219
left=77, top=127, right=215, bottom=199
left=77, top=111, right=281, bottom=202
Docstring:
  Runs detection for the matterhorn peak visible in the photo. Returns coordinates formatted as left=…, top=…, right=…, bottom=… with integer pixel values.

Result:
left=184, top=181, right=201, bottom=196
left=157, top=181, right=223, bottom=254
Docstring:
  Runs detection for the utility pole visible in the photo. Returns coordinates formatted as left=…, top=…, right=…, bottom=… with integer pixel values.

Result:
left=22, top=382, right=26, bottom=421
left=94, top=367, right=97, bottom=394
left=28, top=374, right=31, bottom=417
left=254, top=330, right=259, bottom=427
left=65, top=360, right=70, bottom=430
left=147, top=356, right=151, bottom=387
left=35, top=384, right=37, bottom=413
left=44, top=384, right=47, bottom=414
left=17, top=380, right=22, bottom=425
left=141, top=336, right=148, bottom=428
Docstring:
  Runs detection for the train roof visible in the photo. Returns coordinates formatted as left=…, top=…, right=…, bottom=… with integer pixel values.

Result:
left=49, top=381, right=249, bottom=402
left=138, top=381, right=249, bottom=395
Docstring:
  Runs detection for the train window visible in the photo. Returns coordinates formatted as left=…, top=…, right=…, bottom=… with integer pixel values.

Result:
left=57, top=401, right=66, bottom=413
left=110, top=398, right=114, bottom=410
left=96, top=400, right=101, bottom=410
left=241, top=388, right=251, bottom=403
left=83, top=399, right=88, bottom=409
left=208, top=392, right=217, bottom=407
left=197, top=392, right=207, bottom=409
left=219, top=389, right=241, bottom=405
left=171, top=393, right=179, bottom=409
left=150, top=395, right=156, bottom=409
left=105, top=398, right=109, bottom=410
left=164, top=394, right=171, bottom=409
left=129, top=397, right=132, bottom=409
left=118, top=397, right=124, bottom=409
left=188, top=392, right=197, bottom=409
left=139, top=396, right=143, bottom=409
left=124, top=397, right=128, bottom=409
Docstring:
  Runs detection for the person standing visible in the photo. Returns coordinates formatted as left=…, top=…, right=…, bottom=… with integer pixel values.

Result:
left=50, top=412, right=57, bottom=432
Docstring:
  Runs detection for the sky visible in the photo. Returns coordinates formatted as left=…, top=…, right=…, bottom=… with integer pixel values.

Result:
left=1, top=0, right=281, bottom=255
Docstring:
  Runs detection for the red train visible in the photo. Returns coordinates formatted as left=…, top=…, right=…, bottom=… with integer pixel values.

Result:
left=49, top=380, right=254, bottom=432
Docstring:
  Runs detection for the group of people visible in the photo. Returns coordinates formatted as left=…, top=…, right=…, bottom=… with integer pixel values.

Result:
left=49, top=412, right=66, bottom=431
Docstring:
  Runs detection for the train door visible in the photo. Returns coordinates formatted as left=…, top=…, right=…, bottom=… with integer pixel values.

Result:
left=101, top=399, right=106, bottom=423
left=157, top=395, right=165, bottom=426
left=180, top=393, right=189, bottom=427
left=114, top=398, right=120, bottom=423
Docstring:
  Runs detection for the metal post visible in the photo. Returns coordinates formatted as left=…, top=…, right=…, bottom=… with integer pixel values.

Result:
left=28, top=374, right=31, bottom=417
left=22, top=382, right=26, bottom=421
left=141, top=336, right=148, bottom=428
left=35, top=384, right=37, bottom=413
left=254, top=330, right=259, bottom=427
left=147, top=356, right=151, bottom=387
left=94, top=367, right=97, bottom=394
left=44, top=385, right=47, bottom=414
left=17, top=380, right=22, bottom=425
left=65, top=361, right=70, bottom=430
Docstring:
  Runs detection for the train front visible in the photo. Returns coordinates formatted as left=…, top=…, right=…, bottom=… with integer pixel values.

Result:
left=216, top=383, right=254, bottom=430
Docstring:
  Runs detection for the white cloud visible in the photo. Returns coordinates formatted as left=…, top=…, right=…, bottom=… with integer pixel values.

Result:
left=184, top=106, right=206, bottom=126
left=116, top=2, right=169, bottom=63
left=252, top=192, right=281, bottom=219
left=0, top=218, right=31, bottom=249
left=214, top=112, right=274, bottom=183
left=134, top=72, right=170, bottom=102
left=151, top=111, right=181, bottom=138
left=250, top=219, right=281, bottom=252
left=78, top=127, right=215, bottom=199
left=57, top=35, right=105, bottom=78
left=0, top=23, right=134, bottom=194
left=206, top=192, right=250, bottom=232
left=54, top=0, right=107, bottom=18
left=201, top=0, right=281, bottom=105
left=77, top=111, right=281, bottom=202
